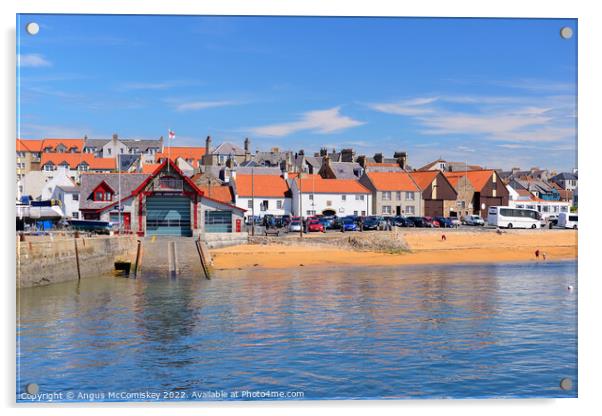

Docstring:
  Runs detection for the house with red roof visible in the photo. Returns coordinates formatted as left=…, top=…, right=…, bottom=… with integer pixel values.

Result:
left=444, top=169, right=509, bottom=217
left=40, top=153, right=116, bottom=182
left=289, top=174, right=372, bottom=217
left=408, top=171, right=458, bottom=217
left=231, top=171, right=291, bottom=220
left=79, top=159, right=245, bottom=236
left=360, top=171, right=422, bottom=216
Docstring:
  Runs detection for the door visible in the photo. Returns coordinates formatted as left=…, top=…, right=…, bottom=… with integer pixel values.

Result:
left=205, top=210, right=232, bottom=233
left=122, top=213, right=131, bottom=231
left=396, top=206, right=401, bottom=216
left=424, top=199, right=444, bottom=217
left=146, top=196, right=192, bottom=236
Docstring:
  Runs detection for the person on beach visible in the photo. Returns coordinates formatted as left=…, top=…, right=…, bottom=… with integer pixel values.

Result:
left=441, top=234, right=447, bottom=241
left=535, top=249, right=540, bottom=259
left=542, top=252, right=547, bottom=261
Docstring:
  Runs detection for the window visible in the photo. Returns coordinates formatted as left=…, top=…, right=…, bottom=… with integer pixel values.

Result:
left=361, top=211, right=366, bottom=216
left=120, top=148, right=124, bottom=154
left=342, top=195, right=347, bottom=201
left=396, top=192, right=401, bottom=200
left=382, top=191, right=392, bottom=200
left=492, top=189, right=497, bottom=197
left=543, top=206, right=550, bottom=213
left=457, top=200, right=466, bottom=209
left=309, top=194, right=314, bottom=200
left=326, top=200, right=332, bottom=206
left=382, top=205, right=392, bottom=214
left=72, top=212, right=79, bottom=219
left=405, top=206, right=415, bottom=214
left=406, top=192, right=415, bottom=201
left=353, top=211, right=358, bottom=216
left=260, top=200, right=269, bottom=211
left=355, top=194, right=365, bottom=201
left=306, top=210, right=316, bottom=216
left=95, top=191, right=103, bottom=201
left=44, top=164, right=54, bottom=171
left=107, top=148, right=112, bottom=155
left=560, top=206, right=568, bottom=212
left=72, top=194, right=79, bottom=201
left=277, top=200, right=283, bottom=209
left=247, top=200, right=253, bottom=208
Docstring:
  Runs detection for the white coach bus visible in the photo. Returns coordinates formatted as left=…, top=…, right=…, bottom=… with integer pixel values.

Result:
left=487, top=206, right=542, bottom=229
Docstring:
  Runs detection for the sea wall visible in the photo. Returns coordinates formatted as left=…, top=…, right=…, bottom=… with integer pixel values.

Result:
left=201, top=232, right=248, bottom=249
left=17, top=235, right=138, bottom=288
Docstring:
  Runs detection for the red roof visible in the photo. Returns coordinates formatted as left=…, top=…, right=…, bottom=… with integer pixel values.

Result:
left=197, top=185, right=233, bottom=203
left=40, top=153, right=116, bottom=170
left=444, top=170, right=496, bottom=192
left=408, top=171, right=439, bottom=190
left=366, top=172, right=419, bottom=191
left=234, top=174, right=289, bottom=198
left=294, top=174, right=370, bottom=194
left=156, top=146, right=206, bottom=168
left=16, top=139, right=44, bottom=152
left=41, top=138, right=85, bottom=152
left=141, top=163, right=161, bottom=174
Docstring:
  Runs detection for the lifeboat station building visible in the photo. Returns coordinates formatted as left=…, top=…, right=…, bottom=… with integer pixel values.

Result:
left=79, top=159, right=245, bottom=236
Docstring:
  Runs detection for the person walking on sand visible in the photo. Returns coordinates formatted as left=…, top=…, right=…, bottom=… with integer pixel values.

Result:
left=542, top=252, right=547, bottom=261
left=441, top=234, right=447, bottom=241
left=535, top=249, right=540, bottom=259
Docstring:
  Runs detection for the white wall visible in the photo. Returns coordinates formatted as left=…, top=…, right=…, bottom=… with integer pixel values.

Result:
left=102, top=139, right=129, bottom=158
left=51, top=188, right=80, bottom=219
left=40, top=169, right=76, bottom=200
left=236, top=196, right=292, bottom=218
left=290, top=182, right=372, bottom=217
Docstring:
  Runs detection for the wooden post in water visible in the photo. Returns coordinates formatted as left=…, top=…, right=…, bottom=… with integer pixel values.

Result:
left=132, top=240, right=142, bottom=278
left=195, top=238, right=211, bottom=280
left=74, top=237, right=81, bottom=281
left=168, top=241, right=177, bottom=278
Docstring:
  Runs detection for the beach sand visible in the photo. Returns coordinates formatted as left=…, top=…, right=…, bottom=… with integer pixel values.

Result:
left=210, top=229, right=577, bottom=270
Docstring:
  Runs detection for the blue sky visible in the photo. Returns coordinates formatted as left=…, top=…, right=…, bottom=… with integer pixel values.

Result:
left=17, top=15, right=577, bottom=170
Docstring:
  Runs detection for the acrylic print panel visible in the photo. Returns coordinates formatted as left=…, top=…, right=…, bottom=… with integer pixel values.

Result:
left=16, top=14, right=578, bottom=402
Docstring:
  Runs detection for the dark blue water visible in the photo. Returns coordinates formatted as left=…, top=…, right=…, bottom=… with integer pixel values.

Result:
left=17, top=261, right=577, bottom=402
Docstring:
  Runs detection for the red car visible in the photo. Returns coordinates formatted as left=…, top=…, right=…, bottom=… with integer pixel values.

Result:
left=306, top=219, right=325, bottom=232
left=423, top=216, right=441, bottom=228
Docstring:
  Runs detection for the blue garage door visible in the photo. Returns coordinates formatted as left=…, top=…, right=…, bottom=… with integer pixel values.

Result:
left=205, top=211, right=232, bottom=233
left=146, top=196, right=192, bottom=236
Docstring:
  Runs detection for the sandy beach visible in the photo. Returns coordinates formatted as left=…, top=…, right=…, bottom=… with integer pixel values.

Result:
left=210, top=229, right=577, bottom=270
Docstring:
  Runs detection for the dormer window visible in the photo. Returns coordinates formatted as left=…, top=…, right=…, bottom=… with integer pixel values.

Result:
left=56, top=144, right=67, bottom=153
left=91, top=181, right=116, bottom=202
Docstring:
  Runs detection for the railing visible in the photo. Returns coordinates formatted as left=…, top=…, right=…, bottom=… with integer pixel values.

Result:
left=153, top=178, right=183, bottom=191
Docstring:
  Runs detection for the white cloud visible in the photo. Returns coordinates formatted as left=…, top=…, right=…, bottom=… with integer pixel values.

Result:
left=18, top=54, right=51, bottom=67
left=369, top=93, right=575, bottom=144
left=250, top=107, right=364, bottom=137
left=174, top=100, right=238, bottom=111
left=367, top=97, right=438, bottom=116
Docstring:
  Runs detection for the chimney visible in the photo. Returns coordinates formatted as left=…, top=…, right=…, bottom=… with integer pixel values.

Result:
left=204, top=136, right=212, bottom=167
left=357, top=155, right=367, bottom=169
left=112, top=133, right=118, bottom=143
left=341, top=148, right=354, bottom=162
left=244, top=137, right=251, bottom=161
left=374, top=153, right=383, bottom=163
left=394, top=151, right=407, bottom=169
left=319, top=147, right=327, bottom=157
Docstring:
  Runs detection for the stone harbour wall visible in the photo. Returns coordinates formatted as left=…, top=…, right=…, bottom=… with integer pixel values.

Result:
left=17, top=235, right=139, bottom=288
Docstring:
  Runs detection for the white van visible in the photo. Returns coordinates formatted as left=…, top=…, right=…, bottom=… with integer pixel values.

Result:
left=557, top=212, right=578, bottom=229
left=487, top=206, right=542, bottom=229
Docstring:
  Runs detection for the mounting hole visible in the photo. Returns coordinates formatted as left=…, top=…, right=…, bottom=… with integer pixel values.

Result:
left=560, top=377, right=573, bottom=391
left=560, top=27, right=573, bottom=40
left=25, top=383, right=39, bottom=394
left=26, top=22, right=40, bottom=36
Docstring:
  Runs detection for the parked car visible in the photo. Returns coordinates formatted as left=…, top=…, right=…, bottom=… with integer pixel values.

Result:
left=393, top=216, right=414, bottom=227
left=449, top=217, right=461, bottom=228
left=340, top=217, right=359, bottom=232
left=320, top=216, right=337, bottom=230
left=306, top=219, right=325, bottom=233
left=281, top=214, right=291, bottom=226
left=464, top=215, right=485, bottom=226
left=362, top=216, right=381, bottom=230
left=288, top=220, right=302, bottom=233
left=434, top=216, right=453, bottom=228
left=423, top=216, right=440, bottom=228
left=407, top=216, right=428, bottom=227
